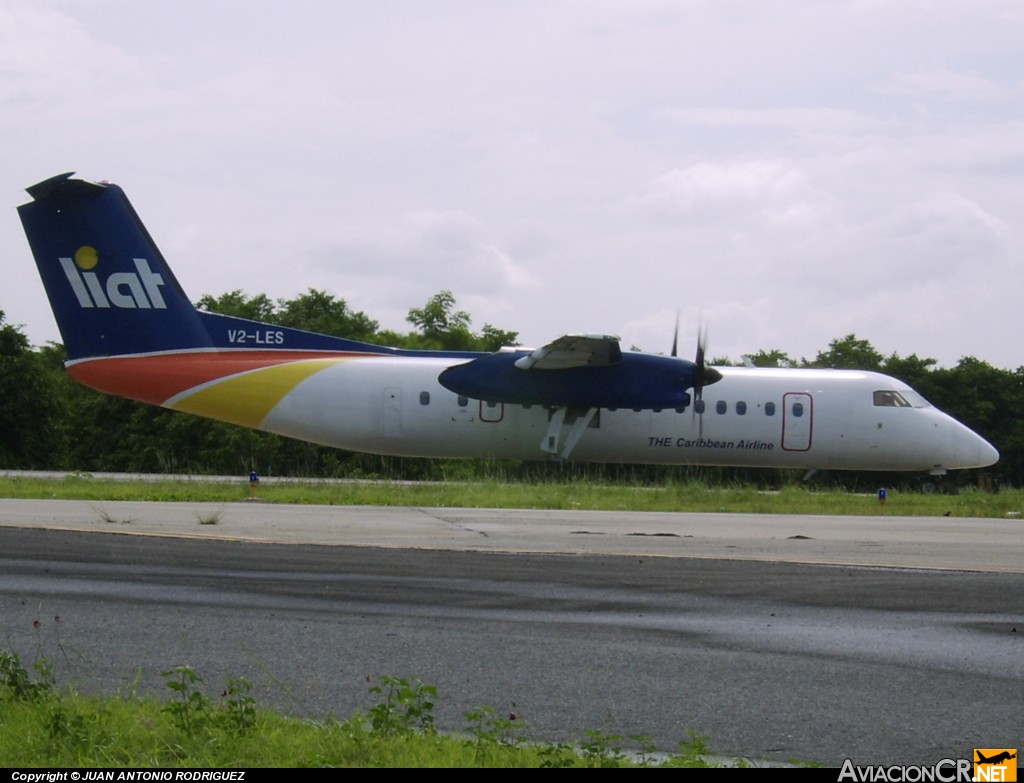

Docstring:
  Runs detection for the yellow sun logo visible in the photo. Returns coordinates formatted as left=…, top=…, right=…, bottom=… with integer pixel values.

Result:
left=74, top=246, right=99, bottom=270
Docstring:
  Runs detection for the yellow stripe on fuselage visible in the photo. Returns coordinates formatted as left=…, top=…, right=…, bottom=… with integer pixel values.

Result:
left=169, top=357, right=347, bottom=428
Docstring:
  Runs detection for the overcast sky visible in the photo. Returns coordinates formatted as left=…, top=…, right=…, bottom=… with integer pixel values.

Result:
left=3, top=0, right=1022, bottom=369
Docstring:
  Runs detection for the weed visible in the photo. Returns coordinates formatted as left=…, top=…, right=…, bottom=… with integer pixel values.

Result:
left=539, top=741, right=584, bottom=768
left=160, top=666, right=260, bottom=742
left=579, top=728, right=629, bottom=767
left=194, top=508, right=223, bottom=526
left=661, top=731, right=714, bottom=768
left=160, top=665, right=211, bottom=735
left=219, top=677, right=257, bottom=734
left=0, top=649, right=54, bottom=703
left=464, top=704, right=528, bottom=749
left=628, top=733, right=659, bottom=765
left=0, top=650, right=748, bottom=766
left=46, top=701, right=93, bottom=750
left=94, top=506, right=134, bottom=524
left=366, top=674, right=437, bottom=735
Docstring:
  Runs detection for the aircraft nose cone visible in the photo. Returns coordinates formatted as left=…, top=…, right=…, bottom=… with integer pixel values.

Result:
left=976, top=437, right=1000, bottom=468
left=957, top=428, right=999, bottom=469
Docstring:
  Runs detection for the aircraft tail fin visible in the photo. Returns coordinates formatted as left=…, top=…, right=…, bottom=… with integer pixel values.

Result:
left=17, top=173, right=212, bottom=360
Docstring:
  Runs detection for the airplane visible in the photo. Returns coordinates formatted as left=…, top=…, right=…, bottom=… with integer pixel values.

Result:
left=17, top=173, right=999, bottom=476
left=976, top=751, right=1016, bottom=765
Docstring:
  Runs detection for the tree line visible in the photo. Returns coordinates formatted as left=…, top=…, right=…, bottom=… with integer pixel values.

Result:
left=1, top=292, right=1019, bottom=486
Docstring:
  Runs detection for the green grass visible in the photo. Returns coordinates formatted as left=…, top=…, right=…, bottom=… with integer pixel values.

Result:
left=0, top=474, right=1019, bottom=517
left=0, top=654, right=720, bottom=768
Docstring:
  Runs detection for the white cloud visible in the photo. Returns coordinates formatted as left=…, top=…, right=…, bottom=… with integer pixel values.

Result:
left=630, top=160, right=827, bottom=232
left=664, top=107, right=881, bottom=135
left=878, top=69, right=1009, bottom=104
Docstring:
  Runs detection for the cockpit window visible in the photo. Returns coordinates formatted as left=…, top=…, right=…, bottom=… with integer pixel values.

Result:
left=900, top=390, right=932, bottom=408
left=873, top=390, right=913, bottom=408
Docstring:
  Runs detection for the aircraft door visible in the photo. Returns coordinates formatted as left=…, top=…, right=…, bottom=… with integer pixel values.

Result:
left=782, top=392, right=813, bottom=451
left=479, top=400, right=504, bottom=423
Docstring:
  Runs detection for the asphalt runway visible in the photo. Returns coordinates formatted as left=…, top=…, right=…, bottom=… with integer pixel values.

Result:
left=0, top=499, right=1022, bottom=766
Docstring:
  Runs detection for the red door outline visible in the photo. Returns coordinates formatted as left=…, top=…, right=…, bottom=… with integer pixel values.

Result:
left=479, top=400, right=504, bottom=423
left=782, top=392, right=813, bottom=451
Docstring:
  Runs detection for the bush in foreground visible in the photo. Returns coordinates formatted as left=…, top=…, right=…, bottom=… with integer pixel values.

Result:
left=0, top=652, right=718, bottom=768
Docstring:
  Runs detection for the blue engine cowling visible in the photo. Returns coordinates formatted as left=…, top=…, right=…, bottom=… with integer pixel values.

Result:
left=438, top=350, right=699, bottom=410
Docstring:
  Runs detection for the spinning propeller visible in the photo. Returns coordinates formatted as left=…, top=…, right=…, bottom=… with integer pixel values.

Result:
left=672, top=316, right=722, bottom=432
left=691, top=323, right=723, bottom=404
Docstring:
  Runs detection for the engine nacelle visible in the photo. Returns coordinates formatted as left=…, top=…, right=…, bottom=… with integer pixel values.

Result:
left=439, top=350, right=699, bottom=410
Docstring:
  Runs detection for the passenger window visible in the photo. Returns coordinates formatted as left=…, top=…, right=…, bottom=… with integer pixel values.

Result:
left=716, top=400, right=727, bottom=414
left=695, top=399, right=706, bottom=414
left=419, top=391, right=430, bottom=406
left=736, top=401, right=747, bottom=415
left=792, top=402, right=804, bottom=417
left=457, top=395, right=469, bottom=407
left=765, top=402, right=775, bottom=416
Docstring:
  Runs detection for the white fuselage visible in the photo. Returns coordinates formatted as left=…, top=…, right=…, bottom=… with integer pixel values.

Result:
left=251, top=359, right=997, bottom=472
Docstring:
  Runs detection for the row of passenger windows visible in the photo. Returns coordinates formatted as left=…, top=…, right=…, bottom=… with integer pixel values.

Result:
left=696, top=400, right=800, bottom=417
left=422, top=392, right=497, bottom=409
left=422, top=392, right=800, bottom=417
left=421, top=390, right=920, bottom=413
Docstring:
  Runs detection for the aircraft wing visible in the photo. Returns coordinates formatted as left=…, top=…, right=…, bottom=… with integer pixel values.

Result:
left=513, top=333, right=623, bottom=370
left=439, top=333, right=699, bottom=410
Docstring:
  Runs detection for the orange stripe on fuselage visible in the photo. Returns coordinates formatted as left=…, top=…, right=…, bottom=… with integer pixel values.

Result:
left=67, top=350, right=378, bottom=406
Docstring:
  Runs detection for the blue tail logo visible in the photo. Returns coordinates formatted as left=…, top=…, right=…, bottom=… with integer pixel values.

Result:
left=19, top=172, right=213, bottom=360
left=60, top=248, right=168, bottom=310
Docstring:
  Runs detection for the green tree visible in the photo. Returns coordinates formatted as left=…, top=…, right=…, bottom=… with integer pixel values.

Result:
left=276, top=289, right=379, bottom=341
left=407, top=290, right=471, bottom=339
left=196, top=290, right=275, bottom=322
left=881, top=353, right=939, bottom=395
left=479, top=324, right=520, bottom=352
left=406, top=290, right=517, bottom=351
left=405, top=290, right=476, bottom=349
left=197, top=289, right=380, bottom=342
left=810, top=334, right=883, bottom=370
left=927, top=358, right=1017, bottom=435
left=0, top=313, right=66, bottom=468
left=744, top=349, right=795, bottom=368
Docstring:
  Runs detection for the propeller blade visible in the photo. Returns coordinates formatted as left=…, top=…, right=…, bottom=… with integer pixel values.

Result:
left=692, top=324, right=705, bottom=436
left=690, top=323, right=722, bottom=437
left=692, top=323, right=722, bottom=400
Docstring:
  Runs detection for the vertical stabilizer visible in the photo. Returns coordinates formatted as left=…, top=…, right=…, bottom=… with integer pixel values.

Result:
left=18, top=173, right=211, bottom=360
